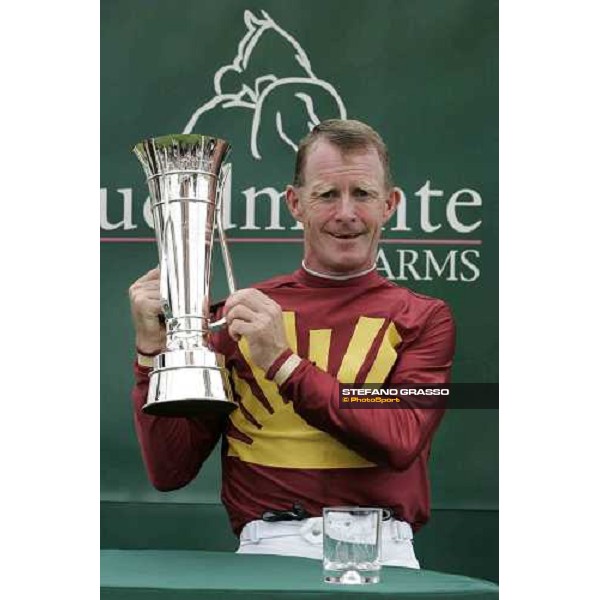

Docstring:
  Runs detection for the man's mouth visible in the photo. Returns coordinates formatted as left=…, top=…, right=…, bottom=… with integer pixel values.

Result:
left=327, top=232, right=363, bottom=240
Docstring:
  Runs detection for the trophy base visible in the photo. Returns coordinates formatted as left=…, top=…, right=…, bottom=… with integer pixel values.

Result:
left=142, top=349, right=236, bottom=417
left=143, top=395, right=236, bottom=417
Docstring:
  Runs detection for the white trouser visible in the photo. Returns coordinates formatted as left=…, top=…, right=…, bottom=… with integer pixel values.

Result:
left=237, top=517, right=420, bottom=569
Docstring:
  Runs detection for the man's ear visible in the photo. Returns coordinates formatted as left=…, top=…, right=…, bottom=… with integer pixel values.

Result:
left=383, top=187, right=401, bottom=223
left=285, top=185, right=304, bottom=222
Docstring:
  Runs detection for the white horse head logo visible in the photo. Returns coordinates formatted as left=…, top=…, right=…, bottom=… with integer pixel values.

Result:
left=183, top=9, right=347, bottom=159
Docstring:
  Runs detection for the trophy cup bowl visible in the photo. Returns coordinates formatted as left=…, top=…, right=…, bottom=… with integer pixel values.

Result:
left=133, top=134, right=237, bottom=417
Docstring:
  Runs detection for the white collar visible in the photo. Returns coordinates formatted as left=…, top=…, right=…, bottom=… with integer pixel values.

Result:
left=301, top=260, right=376, bottom=281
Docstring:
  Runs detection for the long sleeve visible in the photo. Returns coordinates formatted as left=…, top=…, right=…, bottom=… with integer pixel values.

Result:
left=132, top=362, right=226, bottom=491
left=276, top=302, right=455, bottom=470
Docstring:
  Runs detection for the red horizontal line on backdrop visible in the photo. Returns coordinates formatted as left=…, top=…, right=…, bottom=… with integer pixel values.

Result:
left=100, top=237, right=482, bottom=245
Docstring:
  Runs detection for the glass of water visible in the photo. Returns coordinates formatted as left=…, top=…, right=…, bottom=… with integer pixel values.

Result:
left=323, top=507, right=383, bottom=584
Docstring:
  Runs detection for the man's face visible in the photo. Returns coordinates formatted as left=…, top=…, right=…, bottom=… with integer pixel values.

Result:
left=286, top=140, right=400, bottom=275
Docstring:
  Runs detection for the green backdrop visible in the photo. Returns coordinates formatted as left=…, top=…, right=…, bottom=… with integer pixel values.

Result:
left=101, top=0, right=498, bottom=583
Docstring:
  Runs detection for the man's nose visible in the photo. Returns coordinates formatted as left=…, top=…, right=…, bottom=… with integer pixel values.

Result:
left=334, top=194, right=358, bottom=221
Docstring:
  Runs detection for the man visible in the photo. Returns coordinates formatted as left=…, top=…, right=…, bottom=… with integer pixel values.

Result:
left=129, top=119, right=455, bottom=568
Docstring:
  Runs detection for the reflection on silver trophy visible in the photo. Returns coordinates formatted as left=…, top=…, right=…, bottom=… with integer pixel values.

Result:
left=133, top=134, right=237, bottom=416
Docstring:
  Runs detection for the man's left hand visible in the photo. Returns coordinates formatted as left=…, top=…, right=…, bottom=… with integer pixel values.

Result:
left=224, top=289, right=290, bottom=371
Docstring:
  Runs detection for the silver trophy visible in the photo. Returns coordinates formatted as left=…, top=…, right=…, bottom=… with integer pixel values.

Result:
left=133, top=134, right=237, bottom=416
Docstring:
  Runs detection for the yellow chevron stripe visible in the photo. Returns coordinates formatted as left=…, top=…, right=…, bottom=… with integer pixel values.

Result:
left=228, top=403, right=255, bottom=437
left=365, top=323, right=403, bottom=383
left=231, top=368, right=271, bottom=423
left=283, top=311, right=297, bottom=354
left=228, top=372, right=259, bottom=435
left=337, top=317, right=385, bottom=384
left=309, top=329, right=332, bottom=371
left=237, top=337, right=286, bottom=411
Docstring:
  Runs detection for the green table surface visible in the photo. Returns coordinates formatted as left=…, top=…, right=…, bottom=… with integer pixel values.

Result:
left=101, top=550, right=499, bottom=600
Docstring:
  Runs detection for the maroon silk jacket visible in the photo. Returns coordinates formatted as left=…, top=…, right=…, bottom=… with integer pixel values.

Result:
left=132, top=268, right=455, bottom=535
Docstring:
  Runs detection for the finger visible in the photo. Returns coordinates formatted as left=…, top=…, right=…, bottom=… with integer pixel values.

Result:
left=226, top=304, right=259, bottom=325
left=130, top=286, right=162, bottom=302
left=228, top=319, right=253, bottom=342
left=225, top=289, right=277, bottom=314
left=141, top=298, right=163, bottom=310
left=130, top=288, right=163, bottom=309
left=133, top=282, right=161, bottom=296
left=224, top=289, right=253, bottom=313
left=133, top=301, right=164, bottom=318
left=140, top=294, right=162, bottom=304
left=137, top=267, right=161, bottom=283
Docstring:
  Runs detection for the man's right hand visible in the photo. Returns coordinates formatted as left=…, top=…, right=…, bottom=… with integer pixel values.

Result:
left=129, top=267, right=166, bottom=354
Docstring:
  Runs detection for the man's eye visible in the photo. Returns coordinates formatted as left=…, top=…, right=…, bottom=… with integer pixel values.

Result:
left=354, top=189, right=371, bottom=199
left=320, top=190, right=337, bottom=199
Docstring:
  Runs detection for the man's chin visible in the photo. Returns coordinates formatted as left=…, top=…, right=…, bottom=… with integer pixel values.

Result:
left=320, top=256, right=373, bottom=276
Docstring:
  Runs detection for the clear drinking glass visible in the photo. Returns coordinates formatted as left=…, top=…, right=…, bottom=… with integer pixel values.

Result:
left=323, top=507, right=383, bottom=584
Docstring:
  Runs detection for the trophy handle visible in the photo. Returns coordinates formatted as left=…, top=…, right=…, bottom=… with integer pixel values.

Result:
left=209, top=163, right=236, bottom=333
